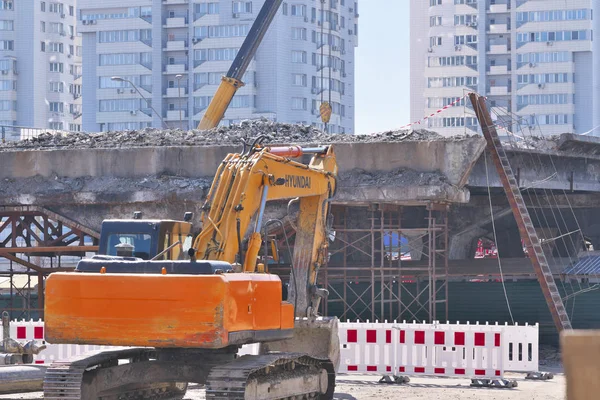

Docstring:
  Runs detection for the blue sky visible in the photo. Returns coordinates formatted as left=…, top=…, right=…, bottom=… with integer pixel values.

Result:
left=355, top=2, right=410, bottom=134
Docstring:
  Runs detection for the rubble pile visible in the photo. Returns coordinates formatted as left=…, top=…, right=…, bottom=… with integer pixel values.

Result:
left=505, top=135, right=561, bottom=152
left=0, top=120, right=464, bottom=150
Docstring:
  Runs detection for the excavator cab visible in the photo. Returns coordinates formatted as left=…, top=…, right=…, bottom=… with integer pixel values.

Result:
left=98, top=212, right=194, bottom=260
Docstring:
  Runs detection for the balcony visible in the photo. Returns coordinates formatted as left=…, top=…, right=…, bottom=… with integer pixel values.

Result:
left=166, top=40, right=187, bottom=51
left=488, top=24, right=508, bottom=34
left=165, top=17, right=188, bottom=27
left=488, top=86, right=510, bottom=96
left=165, top=64, right=188, bottom=74
left=489, top=65, right=510, bottom=75
left=488, top=4, right=509, bottom=13
left=488, top=44, right=509, bottom=54
left=163, top=0, right=188, bottom=4
left=165, top=87, right=187, bottom=97
left=166, top=110, right=188, bottom=120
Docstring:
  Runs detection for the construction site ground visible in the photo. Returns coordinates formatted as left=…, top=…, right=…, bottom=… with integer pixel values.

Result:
left=0, top=370, right=565, bottom=400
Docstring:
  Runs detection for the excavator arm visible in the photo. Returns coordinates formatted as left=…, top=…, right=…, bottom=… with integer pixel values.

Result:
left=193, top=140, right=338, bottom=318
left=197, top=0, right=283, bottom=130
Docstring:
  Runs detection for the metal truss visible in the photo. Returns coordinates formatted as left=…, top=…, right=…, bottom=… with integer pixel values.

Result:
left=0, top=206, right=100, bottom=319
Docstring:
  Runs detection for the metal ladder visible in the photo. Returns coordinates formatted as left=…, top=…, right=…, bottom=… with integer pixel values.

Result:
left=469, top=93, right=571, bottom=332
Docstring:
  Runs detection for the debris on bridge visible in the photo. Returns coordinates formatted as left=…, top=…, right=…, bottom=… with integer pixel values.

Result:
left=0, top=120, right=466, bottom=150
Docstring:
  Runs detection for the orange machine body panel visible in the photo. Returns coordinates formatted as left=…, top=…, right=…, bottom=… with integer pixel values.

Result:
left=44, top=272, right=294, bottom=348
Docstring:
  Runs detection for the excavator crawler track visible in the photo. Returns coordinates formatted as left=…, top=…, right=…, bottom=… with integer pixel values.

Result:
left=206, top=353, right=335, bottom=400
left=43, top=348, right=188, bottom=400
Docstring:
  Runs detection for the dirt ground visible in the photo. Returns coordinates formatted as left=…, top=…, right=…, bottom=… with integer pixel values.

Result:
left=0, top=371, right=565, bottom=400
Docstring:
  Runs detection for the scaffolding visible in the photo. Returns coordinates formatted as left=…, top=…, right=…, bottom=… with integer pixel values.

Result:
left=0, top=206, right=99, bottom=320
left=322, top=203, right=449, bottom=323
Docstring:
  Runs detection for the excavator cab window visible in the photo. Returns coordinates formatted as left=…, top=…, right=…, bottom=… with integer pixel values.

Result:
left=107, top=233, right=152, bottom=259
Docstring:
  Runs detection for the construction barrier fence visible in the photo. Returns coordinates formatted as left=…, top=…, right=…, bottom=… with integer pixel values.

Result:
left=2, top=320, right=539, bottom=378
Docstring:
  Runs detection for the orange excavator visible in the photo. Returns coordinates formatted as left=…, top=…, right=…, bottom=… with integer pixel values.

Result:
left=43, top=139, right=339, bottom=399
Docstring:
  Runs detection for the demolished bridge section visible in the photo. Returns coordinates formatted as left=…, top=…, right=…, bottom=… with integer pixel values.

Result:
left=0, top=122, right=486, bottom=231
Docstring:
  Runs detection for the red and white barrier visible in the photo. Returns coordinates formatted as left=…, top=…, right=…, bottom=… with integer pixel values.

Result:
left=339, top=322, right=395, bottom=374
left=340, top=321, right=504, bottom=379
left=502, top=322, right=539, bottom=372
left=1, top=319, right=107, bottom=364
left=2, top=320, right=539, bottom=376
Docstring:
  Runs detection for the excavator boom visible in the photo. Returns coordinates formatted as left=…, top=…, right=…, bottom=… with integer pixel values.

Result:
left=197, top=0, right=283, bottom=130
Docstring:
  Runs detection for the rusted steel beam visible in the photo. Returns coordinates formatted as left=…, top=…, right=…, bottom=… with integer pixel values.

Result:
left=1, top=253, right=75, bottom=273
left=469, top=92, right=571, bottom=332
left=0, top=245, right=98, bottom=254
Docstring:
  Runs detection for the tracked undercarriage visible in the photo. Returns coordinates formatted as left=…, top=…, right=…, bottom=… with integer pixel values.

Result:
left=43, top=347, right=335, bottom=400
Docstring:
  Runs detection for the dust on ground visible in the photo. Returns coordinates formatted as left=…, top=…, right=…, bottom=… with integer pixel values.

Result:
left=0, top=120, right=474, bottom=151
left=0, top=372, right=565, bottom=400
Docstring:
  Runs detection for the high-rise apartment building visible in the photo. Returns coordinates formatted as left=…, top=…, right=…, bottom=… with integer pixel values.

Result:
left=0, top=0, right=82, bottom=138
left=78, top=0, right=358, bottom=134
left=410, top=0, right=600, bottom=137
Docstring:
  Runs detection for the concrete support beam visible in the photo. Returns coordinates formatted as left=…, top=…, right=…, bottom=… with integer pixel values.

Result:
left=469, top=149, right=600, bottom=193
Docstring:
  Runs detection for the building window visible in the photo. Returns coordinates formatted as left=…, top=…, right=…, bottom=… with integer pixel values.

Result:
left=99, top=30, right=147, bottom=43
left=454, top=14, right=477, bottom=26
left=430, top=36, right=442, bottom=47
left=429, top=0, right=442, bottom=6
left=291, top=97, right=307, bottom=110
left=47, top=42, right=64, bottom=53
left=40, top=21, right=45, bottom=32
left=230, top=95, right=253, bottom=108
left=517, top=9, right=589, bottom=23
left=517, top=94, right=570, bottom=108
left=193, top=2, right=219, bottom=15
left=0, top=40, right=13, bottom=50
left=292, top=73, right=307, bottom=87
left=40, top=1, right=45, bottom=11
left=48, top=2, right=63, bottom=14
left=291, top=4, right=306, bottom=16
left=291, top=50, right=307, bottom=63
left=99, top=99, right=140, bottom=112
left=194, top=25, right=250, bottom=39
left=282, top=3, right=288, bottom=15
left=49, top=62, right=64, bottom=72
left=517, top=30, right=589, bottom=44
left=232, top=1, right=252, bottom=14
left=516, top=51, right=571, bottom=66
left=0, top=100, right=15, bottom=111
left=49, top=102, right=64, bottom=113
left=0, top=1, right=13, bottom=10
left=99, top=53, right=137, bottom=66
left=0, top=20, right=14, bottom=31
left=69, top=5, right=73, bottom=16
left=292, top=27, right=307, bottom=40
left=430, top=16, right=442, bottom=26
left=193, top=48, right=239, bottom=62
left=48, top=82, right=64, bottom=92
left=49, top=22, right=63, bottom=33
left=428, top=76, right=478, bottom=88
left=0, top=80, right=16, bottom=91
